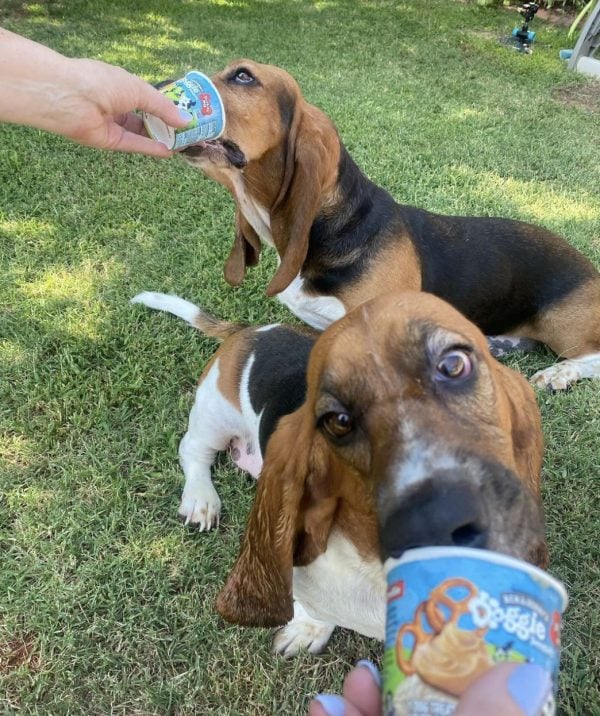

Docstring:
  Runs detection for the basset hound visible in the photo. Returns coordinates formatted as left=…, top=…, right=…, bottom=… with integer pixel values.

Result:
left=177, top=59, right=600, bottom=392
left=131, top=290, right=547, bottom=656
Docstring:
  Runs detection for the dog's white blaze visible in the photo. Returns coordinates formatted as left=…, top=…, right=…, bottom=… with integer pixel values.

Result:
left=255, top=323, right=281, bottom=332
left=293, top=531, right=386, bottom=640
left=277, top=275, right=346, bottom=330
left=232, top=174, right=274, bottom=246
left=391, top=422, right=463, bottom=497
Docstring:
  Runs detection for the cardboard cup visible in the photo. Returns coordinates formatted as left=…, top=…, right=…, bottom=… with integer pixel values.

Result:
left=383, top=547, right=567, bottom=716
left=143, top=70, right=225, bottom=150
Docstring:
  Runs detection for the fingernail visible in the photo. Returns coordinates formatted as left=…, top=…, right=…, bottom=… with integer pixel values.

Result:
left=507, top=663, right=553, bottom=716
left=314, top=694, right=345, bottom=716
left=356, top=659, right=381, bottom=687
left=178, top=109, right=193, bottom=122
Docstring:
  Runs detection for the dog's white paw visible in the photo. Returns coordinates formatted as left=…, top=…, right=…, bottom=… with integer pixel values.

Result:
left=178, top=483, right=221, bottom=531
left=272, top=604, right=335, bottom=657
left=531, top=363, right=581, bottom=391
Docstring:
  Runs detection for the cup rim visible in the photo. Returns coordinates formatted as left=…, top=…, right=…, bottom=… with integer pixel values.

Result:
left=385, top=546, right=568, bottom=612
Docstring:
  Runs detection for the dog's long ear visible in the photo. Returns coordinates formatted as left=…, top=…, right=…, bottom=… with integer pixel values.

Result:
left=493, top=361, right=548, bottom=568
left=216, top=409, right=338, bottom=627
left=224, top=212, right=262, bottom=287
left=266, top=103, right=339, bottom=297
left=495, top=363, right=544, bottom=496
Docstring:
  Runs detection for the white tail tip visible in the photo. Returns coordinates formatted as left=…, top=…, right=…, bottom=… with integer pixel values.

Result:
left=130, top=291, right=200, bottom=326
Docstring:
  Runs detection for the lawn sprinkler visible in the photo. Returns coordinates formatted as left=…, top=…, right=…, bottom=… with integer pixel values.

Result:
left=505, top=2, right=540, bottom=54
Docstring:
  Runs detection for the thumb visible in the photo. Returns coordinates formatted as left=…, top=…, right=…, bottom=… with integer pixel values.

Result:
left=135, top=80, right=191, bottom=128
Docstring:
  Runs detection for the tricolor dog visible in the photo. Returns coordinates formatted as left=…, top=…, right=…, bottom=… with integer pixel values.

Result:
left=178, top=59, right=600, bottom=391
left=131, top=290, right=547, bottom=656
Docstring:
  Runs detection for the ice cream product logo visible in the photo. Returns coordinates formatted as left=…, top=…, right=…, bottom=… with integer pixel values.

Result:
left=549, top=611, right=561, bottom=647
left=468, top=590, right=550, bottom=642
left=199, top=92, right=213, bottom=116
left=387, top=580, right=405, bottom=603
left=183, top=78, right=203, bottom=96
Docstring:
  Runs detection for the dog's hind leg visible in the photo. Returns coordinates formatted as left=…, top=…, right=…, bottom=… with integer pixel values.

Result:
left=178, top=358, right=244, bottom=531
left=522, top=279, right=600, bottom=390
left=519, top=277, right=600, bottom=390
left=531, top=352, right=600, bottom=391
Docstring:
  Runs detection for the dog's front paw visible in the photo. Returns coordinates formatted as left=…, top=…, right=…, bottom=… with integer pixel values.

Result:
left=531, top=363, right=580, bottom=391
left=272, top=603, right=335, bottom=658
left=178, top=484, right=221, bottom=531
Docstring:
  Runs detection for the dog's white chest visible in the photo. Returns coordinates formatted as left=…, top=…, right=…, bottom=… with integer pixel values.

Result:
left=232, top=174, right=273, bottom=247
left=277, top=275, right=346, bottom=330
left=293, top=531, right=386, bottom=640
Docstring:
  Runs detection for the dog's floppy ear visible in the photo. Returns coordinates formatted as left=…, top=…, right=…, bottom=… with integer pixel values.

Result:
left=224, top=212, right=262, bottom=287
left=216, top=408, right=338, bottom=627
left=494, top=363, right=544, bottom=497
left=498, top=364, right=549, bottom=568
left=266, top=103, right=339, bottom=297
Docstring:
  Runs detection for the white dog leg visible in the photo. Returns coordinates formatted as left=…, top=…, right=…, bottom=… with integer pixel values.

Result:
left=178, top=360, right=243, bottom=531
left=272, top=601, right=336, bottom=658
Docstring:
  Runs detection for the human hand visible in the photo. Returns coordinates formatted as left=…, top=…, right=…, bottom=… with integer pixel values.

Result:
left=309, top=660, right=381, bottom=716
left=48, top=58, right=190, bottom=157
left=0, top=28, right=189, bottom=157
left=308, top=661, right=554, bottom=716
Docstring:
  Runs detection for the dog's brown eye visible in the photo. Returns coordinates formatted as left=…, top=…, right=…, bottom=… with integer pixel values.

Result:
left=234, top=70, right=254, bottom=84
left=436, top=350, right=473, bottom=381
left=321, top=412, right=353, bottom=439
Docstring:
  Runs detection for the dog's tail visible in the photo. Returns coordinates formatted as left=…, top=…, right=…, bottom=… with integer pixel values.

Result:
left=130, top=291, right=245, bottom=340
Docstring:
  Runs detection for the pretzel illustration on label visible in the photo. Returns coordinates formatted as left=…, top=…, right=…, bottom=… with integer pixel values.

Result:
left=426, top=577, right=483, bottom=633
left=395, top=577, right=493, bottom=696
left=396, top=603, right=431, bottom=675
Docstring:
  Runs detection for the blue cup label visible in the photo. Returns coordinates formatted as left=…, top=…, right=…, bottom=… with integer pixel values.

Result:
left=383, top=549, right=566, bottom=716
left=143, top=71, right=225, bottom=150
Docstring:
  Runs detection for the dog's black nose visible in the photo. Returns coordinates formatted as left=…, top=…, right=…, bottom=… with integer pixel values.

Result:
left=379, top=477, right=489, bottom=559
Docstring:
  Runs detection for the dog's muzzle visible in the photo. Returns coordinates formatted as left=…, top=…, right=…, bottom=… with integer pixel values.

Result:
left=377, top=460, right=546, bottom=564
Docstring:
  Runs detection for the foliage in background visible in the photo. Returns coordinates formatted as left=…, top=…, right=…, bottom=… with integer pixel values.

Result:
left=568, top=0, right=595, bottom=37
left=477, top=0, right=591, bottom=10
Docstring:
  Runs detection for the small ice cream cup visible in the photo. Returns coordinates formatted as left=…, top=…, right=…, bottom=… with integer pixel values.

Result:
left=383, top=547, right=568, bottom=716
left=143, top=71, right=225, bottom=150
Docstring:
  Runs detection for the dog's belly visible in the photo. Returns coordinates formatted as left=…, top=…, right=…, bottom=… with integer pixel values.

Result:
left=229, top=436, right=262, bottom=479
left=293, top=531, right=386, bottom=639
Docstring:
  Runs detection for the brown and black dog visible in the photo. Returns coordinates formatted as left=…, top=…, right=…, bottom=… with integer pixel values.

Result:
left=178, top=60, right=600, bottom=391
left=132, top=290, right=547, bottom=655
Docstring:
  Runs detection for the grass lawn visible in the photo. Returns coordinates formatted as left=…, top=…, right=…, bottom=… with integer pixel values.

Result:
left=1, top=0, right=599, bottom=713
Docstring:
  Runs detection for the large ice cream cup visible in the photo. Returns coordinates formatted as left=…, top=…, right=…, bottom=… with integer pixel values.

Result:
left=383, top=547, right=568, bottom=716
left=143, top=71, right=225, bottom=150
